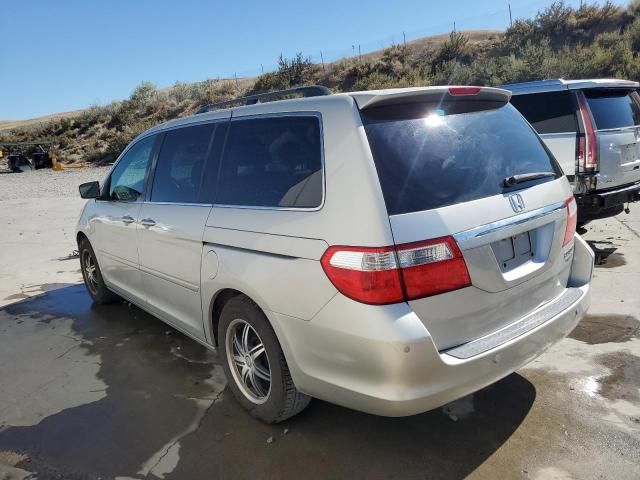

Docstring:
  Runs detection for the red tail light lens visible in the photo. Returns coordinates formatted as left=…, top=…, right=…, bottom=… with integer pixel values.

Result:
left=320, top=245, right=403, bottom=304
left=398, top=237, right=471, bottom=300
left=320, top=236, right=471, bottom=305
left=576, top=91, right=598, bottom=172
left=448, top=86, right=481, bottom=96
left=563, top=196, right=578, bottom=246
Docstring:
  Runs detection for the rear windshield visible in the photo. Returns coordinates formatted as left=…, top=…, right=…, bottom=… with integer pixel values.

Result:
left=584, top=89, right=640, bottom=130
left=362, top=102, right=562, bottom=215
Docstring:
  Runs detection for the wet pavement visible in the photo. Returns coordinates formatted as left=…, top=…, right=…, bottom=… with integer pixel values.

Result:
left=0, top=169, right=639, bottom=479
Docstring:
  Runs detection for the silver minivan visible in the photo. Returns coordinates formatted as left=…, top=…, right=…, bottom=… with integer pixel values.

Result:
left=76, top=85, right=594, bottom=423
left=504, top=78, right=640, bottom=224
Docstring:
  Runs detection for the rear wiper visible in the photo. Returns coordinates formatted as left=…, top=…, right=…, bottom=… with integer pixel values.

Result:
left=503, top=171, right=556, bottom=187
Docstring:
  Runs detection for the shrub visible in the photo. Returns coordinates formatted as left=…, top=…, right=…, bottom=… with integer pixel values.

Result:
left=128, top=81, right=157, bottom=111
left=252, top=71, right=289, bottom=93
left=536, top=1, right=574, bottom=37
left=381, top=44, right=411, bottom=66
left=501, top=19, right=538, bottom=55
left=431, top=60, right=474, bottom=86
left=252, top=53, right=317, bottom=94
left=277, top=53, right=317, bottom=86
left=628, top=18, right=640, bottom=53
left=432, top=31, right=471, bottom=71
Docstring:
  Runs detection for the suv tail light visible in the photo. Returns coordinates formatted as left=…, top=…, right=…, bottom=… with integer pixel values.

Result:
left=563, top=196, right=578, bottom=246
left=576, top=91, right=598, bottom=173
left=320, top=236, right=471, bottom=305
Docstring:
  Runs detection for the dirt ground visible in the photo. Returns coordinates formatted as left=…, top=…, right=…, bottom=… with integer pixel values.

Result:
left=0, top=168, right=638, bottom=480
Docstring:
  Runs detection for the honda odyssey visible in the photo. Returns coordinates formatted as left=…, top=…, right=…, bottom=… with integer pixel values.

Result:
left=77, top=85, right=594, bottom=423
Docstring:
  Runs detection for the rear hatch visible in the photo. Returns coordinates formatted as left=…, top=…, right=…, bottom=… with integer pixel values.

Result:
left=581, top=88, right=640, bottom=190
left=357, top=87, right=576, bottom=350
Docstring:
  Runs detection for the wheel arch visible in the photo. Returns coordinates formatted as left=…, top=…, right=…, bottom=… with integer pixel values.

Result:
left=76, top=231, right=89, bottom=247
left=209, top=288, right=244, bottom=347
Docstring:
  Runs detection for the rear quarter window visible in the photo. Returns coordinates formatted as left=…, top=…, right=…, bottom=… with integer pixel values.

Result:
left=510, top=91, right=577, bottom=134
left=362, top=102, right=562, bottom=215
left=215, top=115, right=323, bottom=208
left=584, top=89, right=640, bottom=130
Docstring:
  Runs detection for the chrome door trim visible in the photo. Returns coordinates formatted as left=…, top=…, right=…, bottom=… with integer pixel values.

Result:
left=454, top=201, right=566, bottom=250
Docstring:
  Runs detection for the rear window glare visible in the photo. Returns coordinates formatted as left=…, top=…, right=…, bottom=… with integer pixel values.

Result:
left=362, top=102, right=562, bottom=215
left=510, top=91, right=577, bottom=134
left=584, top=89, right=640, bottom=130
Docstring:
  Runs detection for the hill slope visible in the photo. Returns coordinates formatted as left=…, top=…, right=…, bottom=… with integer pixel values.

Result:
left=2, top=1, right=639, bottom=165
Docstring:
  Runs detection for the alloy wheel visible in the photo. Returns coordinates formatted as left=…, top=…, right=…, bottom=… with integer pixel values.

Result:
left=225, top=319, right=272, bottom=404
left=82, top=250, right=99, bottom=295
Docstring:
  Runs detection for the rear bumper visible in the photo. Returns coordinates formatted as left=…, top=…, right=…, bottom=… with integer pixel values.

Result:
left=267, top=236, right=594, bottom=417
left=577, top=182, right=640, bottom=222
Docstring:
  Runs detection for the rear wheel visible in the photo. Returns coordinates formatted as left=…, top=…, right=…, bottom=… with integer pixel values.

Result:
left=79, top=238, right=119, bottom=304
left=219, top=295, right=310, bottom=423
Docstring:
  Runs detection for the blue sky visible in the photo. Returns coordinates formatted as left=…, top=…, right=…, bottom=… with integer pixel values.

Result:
left=0, top=0, right=628, bottom=120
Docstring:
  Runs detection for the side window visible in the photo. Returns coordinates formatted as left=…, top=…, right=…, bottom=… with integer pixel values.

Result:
left=216, top=116, right=323, bottom=208
left=510, top=91, right=577, bottom=134
left=151, top=124, right=214, bottom=203
left=108, top=135, right=155, bottom=202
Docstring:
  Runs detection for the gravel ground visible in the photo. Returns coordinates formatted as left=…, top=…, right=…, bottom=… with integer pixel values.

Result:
left=0, top=167, right=110, bottom=201
left=0, top=167, right=639, bottom=479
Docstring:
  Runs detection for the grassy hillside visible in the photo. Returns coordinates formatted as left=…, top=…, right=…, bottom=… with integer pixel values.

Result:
left=2, top=1, right=640, bottom=166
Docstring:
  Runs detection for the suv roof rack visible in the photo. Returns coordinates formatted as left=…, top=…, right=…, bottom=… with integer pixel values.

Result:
left=196, top=85, right=332, bottom=114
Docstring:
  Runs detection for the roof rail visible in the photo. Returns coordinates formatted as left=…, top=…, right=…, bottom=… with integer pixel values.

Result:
left=196, top=85, right=332, bottom=114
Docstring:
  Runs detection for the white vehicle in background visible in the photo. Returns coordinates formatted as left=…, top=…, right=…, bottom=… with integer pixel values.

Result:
left=504, top=78, right=640, bottom=224
left=76, top=85, right=594, bottom=423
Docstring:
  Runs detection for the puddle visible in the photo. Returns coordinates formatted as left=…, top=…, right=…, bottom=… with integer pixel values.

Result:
left=596, top=252, right=626, bottom=268
left=586, top=240, right=627, bottom=268
left=0, top=285, right=226, bottom=478
left=0, top=285, right=539, bottom=479
left=569, top=314, right=640, bottom=345
left=596, top=352, right=640, bottom=403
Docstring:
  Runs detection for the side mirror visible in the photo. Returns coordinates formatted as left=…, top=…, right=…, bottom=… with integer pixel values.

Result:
left=79, top=181, right=101, bottom=199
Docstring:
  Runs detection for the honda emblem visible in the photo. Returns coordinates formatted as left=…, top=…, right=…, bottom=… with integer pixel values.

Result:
left=509, top=193, right=525, bottom=212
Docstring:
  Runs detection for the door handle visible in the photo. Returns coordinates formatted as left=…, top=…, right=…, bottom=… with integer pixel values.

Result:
left=121, top=215, right=135, bottom=225
left=140, top=218, right=156, bottom=227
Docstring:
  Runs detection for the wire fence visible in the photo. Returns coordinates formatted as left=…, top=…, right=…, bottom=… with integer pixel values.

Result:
left=202, top=0, right=595, bottom=81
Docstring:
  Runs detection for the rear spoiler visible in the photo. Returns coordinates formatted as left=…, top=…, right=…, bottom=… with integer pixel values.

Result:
left=502, top=78, right=640, bottom=95
left=350, top=86, right=511, bottom=110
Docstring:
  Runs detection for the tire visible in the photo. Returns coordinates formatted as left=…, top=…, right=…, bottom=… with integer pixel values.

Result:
left=78, top=238, right=119, bottom=304
left=218, top=295, right=311, bottom=423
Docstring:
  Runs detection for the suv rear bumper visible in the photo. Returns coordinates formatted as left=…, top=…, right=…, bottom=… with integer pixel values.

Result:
left=577, top=182, right=640, bottom=222
left=267, top=235, right=594, bottom=417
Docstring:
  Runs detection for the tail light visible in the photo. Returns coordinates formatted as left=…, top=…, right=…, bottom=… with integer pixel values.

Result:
left=320, top=236, right=471, bottom=305
left=563, top=196, right=578, bottom=246
left=576, top=91, right=598, bottom=173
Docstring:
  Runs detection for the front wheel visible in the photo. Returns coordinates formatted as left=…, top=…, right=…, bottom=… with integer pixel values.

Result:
left=78, top=238, right=119, bottom=304
left=219, top=295, right=310, bottom=423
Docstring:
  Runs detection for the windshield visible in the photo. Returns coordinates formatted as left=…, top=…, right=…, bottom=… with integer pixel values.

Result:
left=361, top=102, right=562, bottom=215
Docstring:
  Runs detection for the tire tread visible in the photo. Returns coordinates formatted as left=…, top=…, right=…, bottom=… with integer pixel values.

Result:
left=221, top=295, right=311, bottom=423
